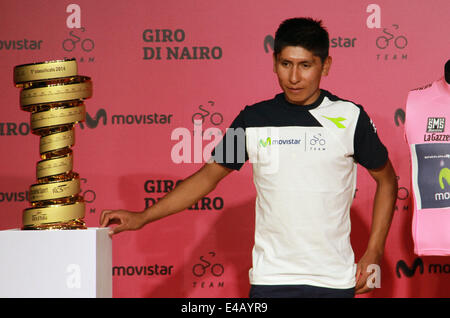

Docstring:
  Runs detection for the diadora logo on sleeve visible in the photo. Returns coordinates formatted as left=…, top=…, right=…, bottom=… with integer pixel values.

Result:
left=322, top=116, right=347, bottom=128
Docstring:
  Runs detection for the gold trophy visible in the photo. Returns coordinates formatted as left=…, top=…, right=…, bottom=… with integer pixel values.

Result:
left=13, top=59, right=92, bottom=230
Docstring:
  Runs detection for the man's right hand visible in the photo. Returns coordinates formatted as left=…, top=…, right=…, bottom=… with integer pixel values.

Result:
left=99, top=161, right=232, bottom=237
left=100, top=209, right=147, bottom=236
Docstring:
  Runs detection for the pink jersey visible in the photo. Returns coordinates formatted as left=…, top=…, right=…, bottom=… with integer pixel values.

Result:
left=405, top=77, right=450, bottom=255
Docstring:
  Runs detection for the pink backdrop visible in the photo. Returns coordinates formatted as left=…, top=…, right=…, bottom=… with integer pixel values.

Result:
left=1, top=0, right=450, bottom=298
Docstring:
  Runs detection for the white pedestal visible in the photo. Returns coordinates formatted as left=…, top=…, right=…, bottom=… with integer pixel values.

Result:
left=0, top=227, right=112, bottom=298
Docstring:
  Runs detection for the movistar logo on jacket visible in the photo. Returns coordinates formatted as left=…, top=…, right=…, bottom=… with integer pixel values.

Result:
left=259, top=137, right=271, bottom=147
left=435, top=167, right=450, bottom=202
left=439, top=168, right=450, bottom=190
left=259, top=137, right=301, bottom=147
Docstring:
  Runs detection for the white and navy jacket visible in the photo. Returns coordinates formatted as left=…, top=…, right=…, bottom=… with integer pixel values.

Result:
left=212, top=90, right=388, bottom=288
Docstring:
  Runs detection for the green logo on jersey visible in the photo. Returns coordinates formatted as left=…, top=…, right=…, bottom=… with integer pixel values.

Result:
left=259, top=137, right=271, bottom=147
left=439, top=167, right=450, bottom=190
left=322, top=116, right=347, bottom=128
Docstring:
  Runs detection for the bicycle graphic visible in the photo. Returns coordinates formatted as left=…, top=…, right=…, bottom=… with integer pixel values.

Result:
left=191, top=101, right=223, bottom=126
left=310, top=133, right=326, bottom=146
left=62, top=27, right=95, bottom=52
left=192, top=252, right=224, bottom=277
left=376, top=24, right=407, bottom=49
left=80, top=178, right=96, bottom=204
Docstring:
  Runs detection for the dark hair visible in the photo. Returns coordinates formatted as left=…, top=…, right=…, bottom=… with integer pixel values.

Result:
left=274, top=17, right=329, bottom=62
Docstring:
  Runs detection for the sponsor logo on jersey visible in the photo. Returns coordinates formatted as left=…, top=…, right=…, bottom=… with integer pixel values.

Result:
left=258, top=137, right=301, bottom=147
left=414, top=144, right=450, bottom=208
left=439, top=168, right=450, bottom=190
left=259, top=134, right=327, bottom=152
left=427, top=117, right=445, bottom=133
left=322, top=116, right=347, bottom=128
left=424, top=117, right=449, bottom=142
left=307, top=133, right=327, bottom=151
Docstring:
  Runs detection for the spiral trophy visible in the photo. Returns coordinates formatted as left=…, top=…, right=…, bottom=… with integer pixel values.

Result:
left=13, top=59, right=92, bottom=230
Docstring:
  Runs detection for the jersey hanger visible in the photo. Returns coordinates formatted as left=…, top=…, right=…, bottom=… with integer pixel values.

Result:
left=445, top=59, right=450, bottom=84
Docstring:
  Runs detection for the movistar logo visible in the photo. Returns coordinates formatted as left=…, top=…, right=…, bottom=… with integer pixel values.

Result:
left=434, top=167, right=450, bottom=201
left=322, top=116, right=346, bottom=128
left=259, top=137, right=300, bottom=147
left=259, top=137, right=271, bottom=147
left=396, top=258, right=424, bottom=278
left=439, top=167, right=450, bottom=190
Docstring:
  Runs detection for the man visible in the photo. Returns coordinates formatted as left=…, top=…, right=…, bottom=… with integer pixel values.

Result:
left=100, top=18, right=397, bottom=298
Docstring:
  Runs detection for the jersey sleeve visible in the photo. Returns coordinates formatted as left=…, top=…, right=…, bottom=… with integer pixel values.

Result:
left=211, top=108, right=249, bottom=171
left=353, top=106, right=388, bottom=170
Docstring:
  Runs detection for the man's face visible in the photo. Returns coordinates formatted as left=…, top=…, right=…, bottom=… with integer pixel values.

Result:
left=273, top=46, right=331, bottom=106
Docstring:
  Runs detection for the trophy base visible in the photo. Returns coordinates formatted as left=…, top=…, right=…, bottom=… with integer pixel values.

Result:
left=0, top=227, right=112, bottom=298
left=22, top=218, right=86, bottom=230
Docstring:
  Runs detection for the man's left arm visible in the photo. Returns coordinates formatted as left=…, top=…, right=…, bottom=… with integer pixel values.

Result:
left=355, top=158, right=398, bottom=294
